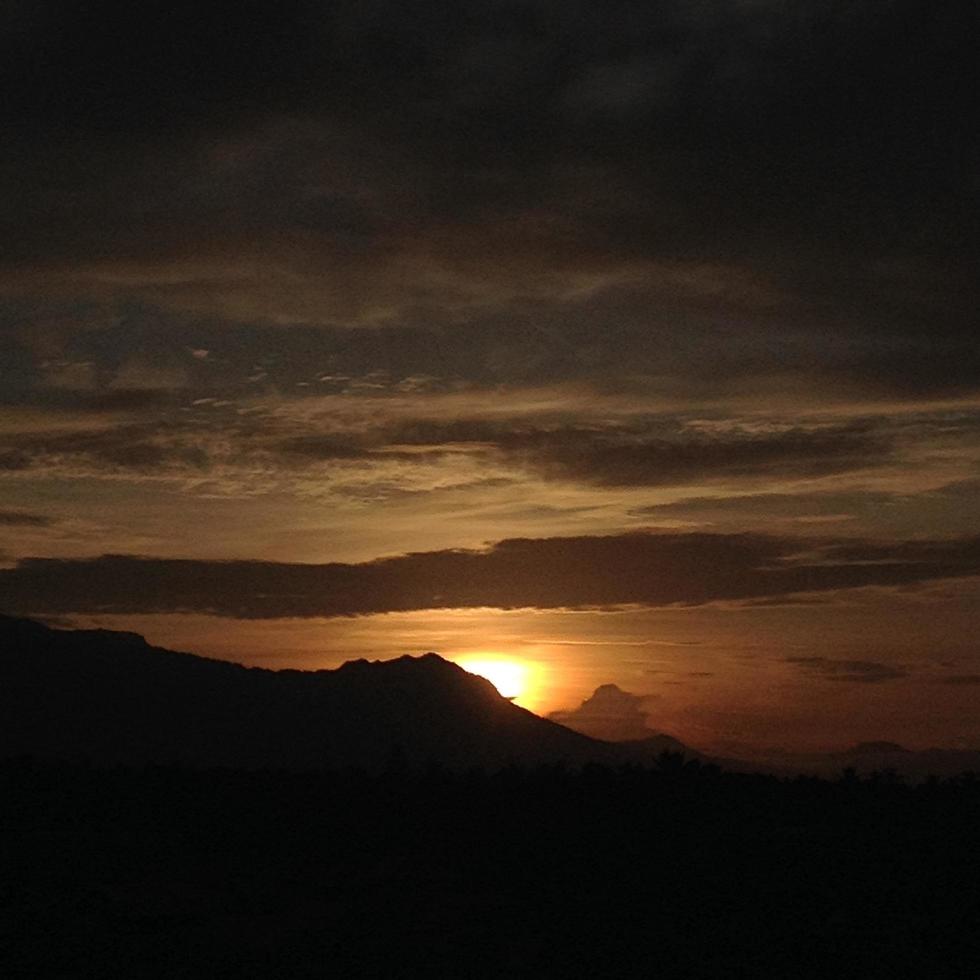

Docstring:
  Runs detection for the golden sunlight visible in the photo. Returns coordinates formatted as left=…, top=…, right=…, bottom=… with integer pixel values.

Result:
left=457, top=656, right=530, bottom=701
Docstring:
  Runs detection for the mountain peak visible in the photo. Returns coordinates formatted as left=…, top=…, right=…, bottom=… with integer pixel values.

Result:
left=334, top=651, right=475, bottom=684
left=0, top=617, right=631, bottom=771
left=338, top=651, right=451, bottom=668
left=842, top=741, right=911, bottom=757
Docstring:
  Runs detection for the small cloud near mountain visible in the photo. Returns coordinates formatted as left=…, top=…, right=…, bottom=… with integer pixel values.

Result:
left=548, top=684, right=660, bottom=742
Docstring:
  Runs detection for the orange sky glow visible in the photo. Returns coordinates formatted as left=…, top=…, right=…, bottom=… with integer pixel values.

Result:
left=1, top=0, right=977, bottom=764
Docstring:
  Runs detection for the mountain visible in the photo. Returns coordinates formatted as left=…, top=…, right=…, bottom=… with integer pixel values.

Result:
left=831, top=742, right=980, bottom=780
left=840, top=741, right=912, bottom=757
left=0, top=615, right=695, bottom=771
left=735, top=742, right=980, bottom=781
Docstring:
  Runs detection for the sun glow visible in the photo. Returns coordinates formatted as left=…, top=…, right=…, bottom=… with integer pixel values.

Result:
left=457, top=656, right=530, bottom=701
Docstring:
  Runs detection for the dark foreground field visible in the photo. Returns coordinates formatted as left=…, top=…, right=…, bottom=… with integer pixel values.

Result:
left=2, top=759, right=979, bottom=979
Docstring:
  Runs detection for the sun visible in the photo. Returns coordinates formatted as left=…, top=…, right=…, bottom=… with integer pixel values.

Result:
left=457, top=656, right=529, bottom=700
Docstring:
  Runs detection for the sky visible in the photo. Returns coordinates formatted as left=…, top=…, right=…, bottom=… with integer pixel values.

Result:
left=1, top=1, right=978, bottom=756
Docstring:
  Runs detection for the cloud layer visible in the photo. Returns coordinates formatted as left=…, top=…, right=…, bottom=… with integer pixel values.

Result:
left=0, top=3, right=977, bottom=756
left=1, top=2, right=975, bottom=353
left=4, top=531, right=980, bottom=620
left=785, top=658, right=908, bottom=684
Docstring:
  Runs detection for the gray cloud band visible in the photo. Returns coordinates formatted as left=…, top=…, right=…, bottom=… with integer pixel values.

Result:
left=3, top=531, right=980, bottom=619
left=0, top=2, right=974, bottom=347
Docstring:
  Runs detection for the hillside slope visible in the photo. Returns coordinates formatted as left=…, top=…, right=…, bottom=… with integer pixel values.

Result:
left=0, top=615, right=684, bottom=771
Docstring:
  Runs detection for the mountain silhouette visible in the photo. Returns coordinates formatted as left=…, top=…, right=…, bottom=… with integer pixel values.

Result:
left=0, top=615, right=694, bottom=771
left=831, top=741, right=980, bottom=779
left=841, top=741, right=912, bottom=757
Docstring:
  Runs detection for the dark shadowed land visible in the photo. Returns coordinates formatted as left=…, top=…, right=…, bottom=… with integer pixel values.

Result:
left=3, top=616, right=980, bottom=977
left=3, top=615, right=977, bottom=778
left=0, top=615, right=691, bottom=772
left=3, top=759, right=980, bottom=978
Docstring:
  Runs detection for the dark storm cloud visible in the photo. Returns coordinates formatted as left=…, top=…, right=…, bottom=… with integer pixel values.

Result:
left=634, top=479, right=980, bottom=537
left=739, top=596, right=836, bottom=609
left=387, top=418, right=893, bottom=486
left=3, top=387, right=181, bottom=414
left=0, top=511, right=52, bottom=527
left=637, top=490, right=901, bottom=521
left=0, top=2, right=974, bottom=357
left=276, top=434, right=451, bottom=466
left=785, top=658, right=908, bottom=684
left=0, top=425, right=211, bottom=475
left=0, top=398, right=936, bottom=490
left=1, top=407, right=890, bottom=486
left=268, top=415, right=898, bottom=486
left=4, top=531, right=980, bottom=620
left=0, top=390, right=967, bottom=493
left=7, top=295, right=980, bottom=407
left=276, top=435, right=375, bottom=462
left=512, top=423, right=889, bottom=487
left=0, top=451, right=31, bottom=471
left=823, top=537, right=980, bottom=567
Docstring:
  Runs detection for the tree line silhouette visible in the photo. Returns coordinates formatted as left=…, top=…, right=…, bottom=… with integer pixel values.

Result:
left=2, top=755, right=978, bottom=978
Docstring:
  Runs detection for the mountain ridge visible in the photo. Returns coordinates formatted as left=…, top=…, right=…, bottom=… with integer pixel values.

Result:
left=0, top=614, right=687, bottom=772
left=7, top=616, right=976, bottom=778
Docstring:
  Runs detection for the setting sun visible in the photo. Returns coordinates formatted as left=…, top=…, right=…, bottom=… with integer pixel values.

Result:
left=457, top=657, right=529, bottom=701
